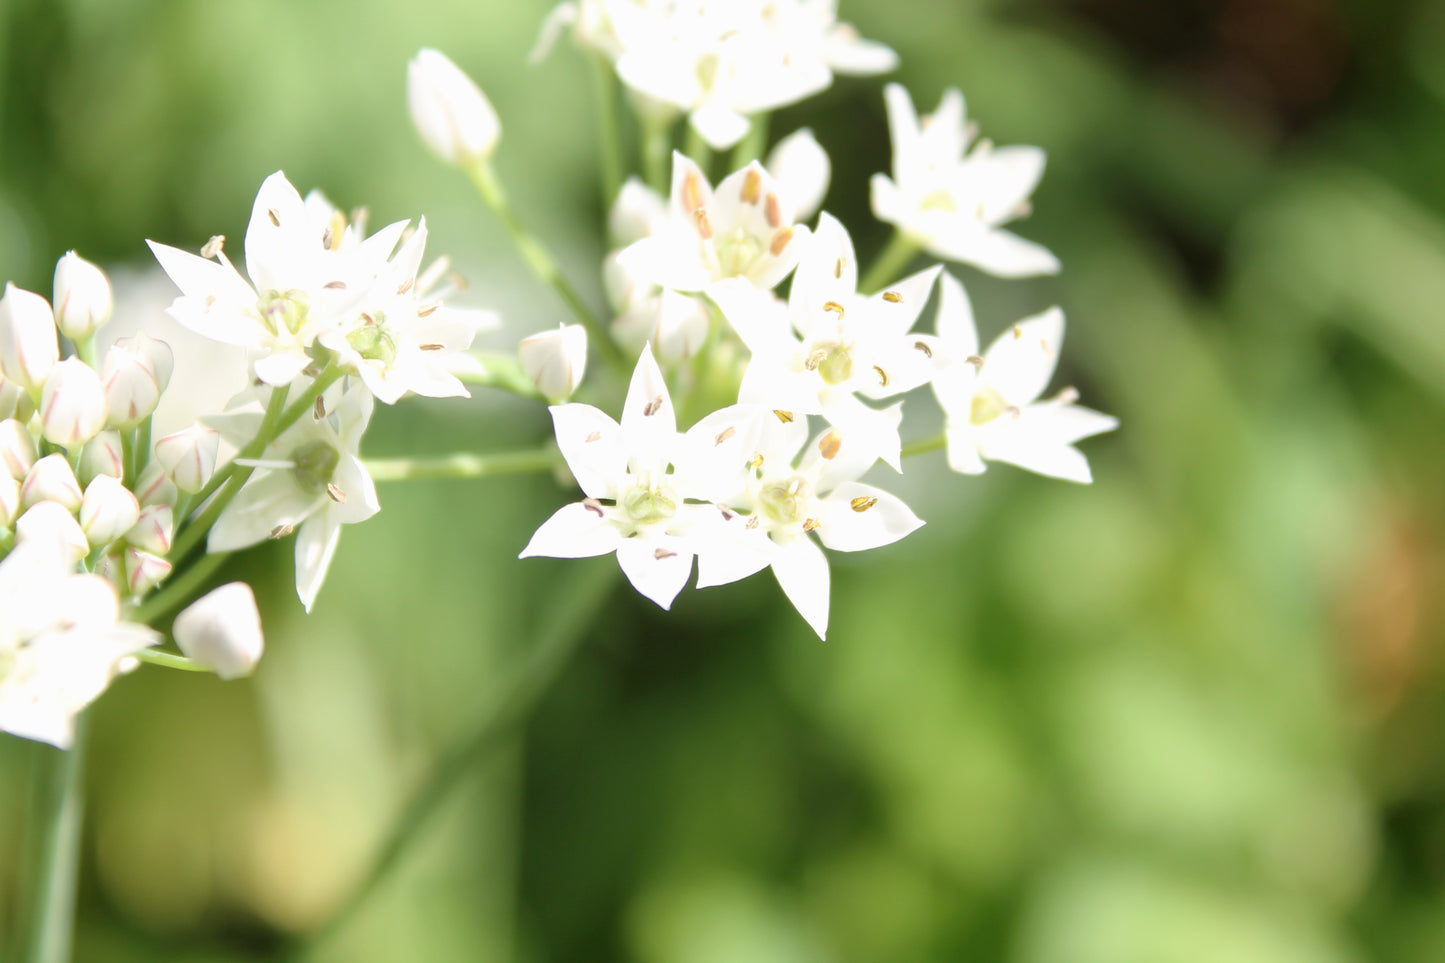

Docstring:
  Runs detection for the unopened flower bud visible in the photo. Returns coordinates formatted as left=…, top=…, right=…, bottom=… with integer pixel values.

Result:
left=93, top=551, right=123, bottom=592
left=173, top=582, right=265, bottom=680
left=53, top=251, right=114, bottom=341
left=21, top=453, right=83, bottom=512
left=0, top=418, right=36, bottom=479
left=15, top=501, right=88, bottom=562
left=78, top=430, right=124, bottom=485
left=132, top=461, right=177, bottom=508
left=0, top=283, right=59, bottom=391
left=79, top=475, right=140, bottom=547
left=407, top=48, right=501, bottom=167
left=154, top=424, right=219, bottom=493
left=0, top=475, right=19, bottom=529
left=608, top=178, right=667, bottom=247
left=101, top=334, right=173, bottom=427
left=125, top=503, right=173, bottom=556
left=123, top=547, right=171, bottom=594
left=39, top=357, right=108, bottom=447
left=767, top=129, right=831, bottom=222
left=519, top=324, right=587, bottom=402
left=0, top=376, right=24, bottom=421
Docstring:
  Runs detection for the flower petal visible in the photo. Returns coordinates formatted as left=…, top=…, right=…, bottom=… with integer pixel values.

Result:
left=980, top=306, right=1064, bottom=406
left=519, top=502, right=626, bottom=559
left=549, top=403, right=627, bottom=500
left=770, top=535, right=830, bottom=640
left=816, top=481, right=923, bottom=552
left=616, top=534, right=694, bottom=609
left=294, top=510, right=342, bottom=612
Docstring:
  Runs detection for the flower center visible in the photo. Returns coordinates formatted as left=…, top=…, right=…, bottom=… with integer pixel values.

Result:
left=759, top=475, right=809, bottom=526
left=291, top=440, right=340, bottom=494
left=622, top=484, right=678, bottom=526
left=347, top=313, right=398, bottom=365
left=921, top=189, right=957, bottom=213
left=970, top=387, right=1010, bottom=426
left=257, top=289, right=310, bottom=337
left=807, top=342, right=853, bottom=386
left=716, top=232, right=763, bottom=279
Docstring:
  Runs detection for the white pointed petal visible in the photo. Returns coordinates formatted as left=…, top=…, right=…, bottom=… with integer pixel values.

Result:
left=945, top=228, right=1060, bottom=279
left=694, top=519, right=774, bottom=588
left=691, top=104, right=751, bottom=151
left=245, top=171, right=312, bottom=294
left=620, top=344, right=677, bottom=466
left=817, top=482, right=923, bottom=552
left=826, top=33, right=899, bottom=75
left=549, top=403, right=627, bottom=500
left=616, top=535, right=694, bottom=609
left=677, top=405, right=770, bottom=504
left=934, top=271, right=978, bottom=357
left=868, top=264, right=939, bottom=338
left=615, top=235, right=711, bottom=293
left=980, top=307, right=1065, bottom=406
left=146, top=241, right=256, bottom=305
left=707, top=280, right=796, bottom=358
left=770, top=536, right=830, bottom=640
left=790, top=212, right=857, bottom=327
left=979, top=433, right=1094, bottom=483
left=944, top=424, right=987, bottom=474
left=207, top=473, right=321, bottom=552
left=883, top=84, right=923, bottom=183
left=519, top=503, right=624, bottom=558
left=822, top=396, right=903, bottom=472
left=332, top=454, right=380, bottom=524
left=294, top=511, right=342, bottom=612
left=921, top=88, right=968, bottom=162
left=869, top=174, right=909, bottom=230
left=975, top=146, right=1047, bottom=223
left=767, top=129, right=831, bottom=222
left=251, top=349, right=312, bottom=387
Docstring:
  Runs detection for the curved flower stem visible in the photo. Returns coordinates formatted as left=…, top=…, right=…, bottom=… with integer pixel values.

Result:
left=466, top=162, right=628, bottom=377
left=458, top=352, right=545, bottom=400
left=591, top=55, right=624, bottom=209
left=901, top=432, right=946, bottom=458
left=859, top=231, right=921, bottom=295
left=135, top=650, right=208, bottom=672
left=128, top=551, right=231, bottom=626
left=283, top=562, right=616, bottom=961
left=364, top=447, right=561, bottom=483
left=23, top=715, right=89, bottom=963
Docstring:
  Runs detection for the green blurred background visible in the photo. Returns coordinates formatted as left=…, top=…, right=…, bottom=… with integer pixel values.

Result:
left=4, top=0, right=1445, bottom=959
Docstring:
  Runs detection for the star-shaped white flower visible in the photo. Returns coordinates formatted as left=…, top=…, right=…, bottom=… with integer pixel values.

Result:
left=520, top=345, right=726, bottom=610
left=676, top=404, right=923, bottom=638
left=930, top=272, right=1116, bottom=482
left=148, top=171, right=408, bottom=387
left=206, top=379, right=379, bottom=610
left=0, top=536, right=158, bottom=748
left=871, top=84, right=1058, bottom=279
left=709, top=212, right=940, bottom=469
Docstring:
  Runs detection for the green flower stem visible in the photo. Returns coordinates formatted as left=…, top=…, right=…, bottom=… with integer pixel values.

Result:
left=73, top=336, right=96, bottom=370
left=128, top=551, right=230, bottom=626
left=134, top=650, right=209, bottom=672
left=466, top=162, right=628, bottom=377
left=683, top=122, right=710, bottom=173
left=458, top=352, right=544, bottom=400
left=133, top=417, right=151, bottom=480
left=187, top=385, right=290, bottom=512
left=591, top=55, right=624, bottom=209
left=284, top=563, right=616, bottom=960
left=729, top=113, right=769, bottom=170
left=119, top=427, right=136, bottom=490
left=859, top=231, right=921, bottom=295
left=901, top=432, right=946, bottom=458
left=642, top=116, right=673, bottom=196
left=23, top=715, right=89, bottom=963
left=364, top=447, right=561, bottom=483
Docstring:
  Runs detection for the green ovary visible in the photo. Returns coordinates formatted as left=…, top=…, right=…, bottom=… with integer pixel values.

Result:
left=291, top=441, right=340, bottom=494
left=347, top=316, right=398, bottom=365
left=812, top=342, right=854, bottom=386
left=257, top=289, right=310, bottom=336
left=759, top=476, right=809, bottom=526
left=622, top=485, right=678, bottom=526
left=970, top=387, right=1009, bottom=426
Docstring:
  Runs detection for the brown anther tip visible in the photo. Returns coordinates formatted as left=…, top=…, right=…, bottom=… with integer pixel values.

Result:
left=773, top=410, right=794, bottom=424
left=267, top=208, right=281, bottom=227
left=1005, top=406, right=1021, bottom=420
left=313, top=396, right=326, bottom=420
left=327, top=483, right=347, bottom=504
left=694, top=208, right=713, bottom=240
left=582, top=498, right=605, bottom=518
left=323, top=280, right=347, bottom=290
left=683, top=171, right=705, bottom=214
left=966, top=355, right=985, bottom=369
left=765, top=193, right=783, bottom=228
left=643, top=396, right=664, bottom=417
left=585, top=430, right=602, bottom=443
left=741, top=169, right=762, bottom=205
left=719, top=505, right=736, bottom=520
left=203, top=295, right=217, bottom=310
left=448, top=272, right=470, bottom=291
left=914, top=341, right=933, bottom=358
left=823, top=300, right=845, bottom=318
left=850, top=496, right=878, bottom=512
left=360, top=312, right=376, bottom=326
left=302, top=364, right=325, bottom=378
left=269, top=524, right=295, bottom=540
left=419, top=343, right=445, bottom=351
left=882, top=290, right=903, bottom=303
left=200, top=235, right=226, bottom=258
left=397, top=277, right=414, bottom=295
left=714, top=426, right=736, bottom=446
left=818, top=431, right=842, bottom=460
left=769, top=227, right=794, bottom=257
left=746, top=515, right=761, bottom=529
left=417, top=303, right=440, bottom=318
left=802, top=518, right=820, bottom=532
left=321, top=227, right=334, bottom=250
left=874, top=365, right=889, bottom=387
left=653, top=548, right=678, bottom=560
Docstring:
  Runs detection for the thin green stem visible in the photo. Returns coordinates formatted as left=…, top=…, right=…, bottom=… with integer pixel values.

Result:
left=188, top=385, right=290, bottom=511
left=901, top=432, right=946, bottom=458
left=129, top=551, right=230, bottom=626
left=590, top=55, right=624, bottom=208
left=23, top=716, right=89, bottom=963
left=459, top=352, right=544, bottom=400
left=466, top=163, right=628, bottom=376
left=683, top=122, right=710, bottom=174
left=283, top=563, right=616, bottom=960
left=729, top=113, right=770, bottom=171
left=642, top=116, right=673, bottom=195
left=119, top=428, right=136, bottom=490
left=135, top=650, right=209, bottom=672
left=133, top=417, right=151, bottom=480
left=364, top=447, right=561, bottom=483
left=859, top=231, right=921, bottom=295
left=73, top=336, right=97, bottom=370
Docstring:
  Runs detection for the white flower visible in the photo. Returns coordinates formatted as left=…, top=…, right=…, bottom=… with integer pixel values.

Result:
left=709, top=212, right=940, bottom=469
left=930, top=273, right=1116, bottom=482
left=122, top=547, right=171, bottom=596
left=101, top=333, right=173, bottom=427
left=21, top=454, right=84, bottom=513
left=125, top=504, right=173, bottom=557
left=871, top=84, right=1059, bottom=278
left=154, top=424, right=220, bottom=494
left=207, top=379, right=379, bottom=611
left=0, top=475, right=19, bottom=529
left=766, top=128, right=831, bottom=223
left=678, top=404, right=923, bottom=638
left=519, top=324, right=588, bottom=403
left=79, top=475, right=140, bottom=547
left=0, top=537, right=157, bottom=748
left=147, top=171, right=408, bottom=387
left=520, top=345, right=726, bottom=610
left=172, top=582, right=264, bottom=680
left=39, top=357, right=108, bottom=447
left=616, top=153, right=810, bottom=294
left=0, top=283, right=59, bottom=392
left=14, top=502, right=88, bottom=562
left=0, top=418, right=36, bottom=479
left=407, top=48, right=502, bottom=167
left=53, top=251, right=114, bottom=341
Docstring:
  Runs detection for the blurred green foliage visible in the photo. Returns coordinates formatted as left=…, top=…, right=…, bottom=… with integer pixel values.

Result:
left=3, top=0, right=1445, bottom=960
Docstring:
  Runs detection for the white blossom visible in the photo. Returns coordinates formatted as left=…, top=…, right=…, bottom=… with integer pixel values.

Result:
left=77, top=430, right=124, bottom=485
left=766, top=128, right=831, bottom=223
left=39, top=358, right=108, bottom=447
left=172, top=582, right=264, bottom=680
left=0, top=418, right=36, bottom=479
left=53, top=252, right=114, bottom=341
left=408, top=48, right=501, bottom=167
left=0, top=283, right=59, bottom=391
left=520, top=324, right=588, bottom=403
left=101, top=333, right=173, bottom=427
left=79, top=475, right=140, bottom=547
left=20, top=454, right=83, bottom=513
left=154, top=424, right=220, bottom=494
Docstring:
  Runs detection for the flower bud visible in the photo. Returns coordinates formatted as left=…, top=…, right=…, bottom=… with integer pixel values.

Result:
left=125, top=503, right=173, bottom=556
left=39, top=357, right=108, bottom=447
left=173, top=582, right=265, bottom=680
left=79, top=475, right=141, bottom=547
left=132, top=461, right=177, bottom=508
left=0, top=376, right=25, bottom=421
left=123, top=547, right=171, bottom=595
left=0, top=474, right=20, bottom=529
left=608, top=178, right=667, bottom=247
left=154, top=424, right=219, bottom=493
left=519, top=324, right=587, bottom=403
left=93, top=551, right=123, bottom=592
left=0, top=283, right=59, bottom=391
left=52, top=251, right=114, bottom=341
left=407, top=48, right=501, bottom=167
left=21, top=453, right=83, bottom=513
left=101, top=334, right=173, bottom=427
left=0, top=418, right=36, bottom=479
left=15, top=501, right=88, bottom=562
left=767, top=129, right=831, bottom=223
left=78, top=430, right=124, bottom=485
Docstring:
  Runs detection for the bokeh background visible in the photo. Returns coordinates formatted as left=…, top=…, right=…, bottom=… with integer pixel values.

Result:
left=4, top=0, right=1445, bottom=960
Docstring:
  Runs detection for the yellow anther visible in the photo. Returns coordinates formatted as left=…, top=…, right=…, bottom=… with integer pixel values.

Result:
left=914, top=340, right=933, bottom=358
left=327, top=483, right=347, bottom=504
left=874, top=365, right=889, bottom=387
left=769, top=227, right=794, bottom=256
left=765, top=193, right=783, bottom=228
left=741, top=169, right=762, bottom=204
left=694, top=208, right=713, bottom=240
left=818, top=431, right=842, bottom=460
left=850, top=496, right=878, bottom=512
left=882, top=290, right=903, bottom=303
left=714, top=426, right=736, bottom=445
left=201, top=235, right=226, bottom=259
left=802, top=518, right=820, bottom=532
left=683, top=170, right=705, bottom=214
left=773, top=410, right=794, bottom=423
left=823, top=301, right=845, bottom=318
left=585, top=430, right=602, bottom=443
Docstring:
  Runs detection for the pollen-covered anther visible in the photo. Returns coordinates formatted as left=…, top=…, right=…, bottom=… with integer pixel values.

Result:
left=643, top=395, right=664, bottom=417
left=874, top=365, right=889, bottom=387
left=748, top=452, right=765, bottom=470
left=204, top=295, right=217, bottom=310
left=683, top=170, right=705, bottom=214
left=313, top=396, right=326, bottom=420
left=714, top=426, right=736, bottom=446
left=417, top=303, right=440, bottom=318
left=269, top=523, right=295, bottom=540
left=773, top=410, right=794, bottom=424
left=818, top=431, right=842, bottom=460
left=585, top=430, right=602, bottom=443
left=419, top=343, right=444, bottom=351
left=1012, top=325, right=1023, bottom=339
left=397, top=277, right=414, bottom=296
left=741, top=169, right=762, bottom=204
left=653, top=548, right=678, bottom=560
left=323, top=280, right=347, bottom=290
left=769, top=228, right=794, bottom=256
left=966, top=355, right=985, bottom=369
left=802, top=518, right=820, bottom=532
left=914, top=341, right=933, bottom=358
left=267, top=208, right=281, bottom=227
left=882, top=290, right=903, bottom=303
left=823, top=301, right=845, bottom=319
left=804, top=349, right=826, bottom=371
left=765, top=193, right=783, bottom=228
left=694, top=209, right=713, bottom=240
left=746, top=515, right=761, bottom=530
left=834, top=257, right=844, bottom=279
left=323, top=210, right=346, bottom=251
left=850, top=496, right=878, bottom=512
left=582, top=498, right=605, bottom=517
left=326, top=483, right=347, bottom=503
left=201, top=235, right=226, bottom=259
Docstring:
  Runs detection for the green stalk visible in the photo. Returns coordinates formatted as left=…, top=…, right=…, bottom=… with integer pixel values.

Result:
left=128, top=551, right=230, bottom=626
left=364, top=447, right=561, bottom=483
left=729, top=113, right=769, bottom=171
left=466, top=163, right=627, bottom=376
left=859, top=231, right=921, bottom=295
left=900, top=432, right=946, bottom=458
left=683, top=122, right=711, bottom=175
left=590, top=55, right=624, bottom=208
left=132, top=417, right=151, bottom=482
left=22, top=716, right=90, bottom=963
left=134, top=650, right=209, bottom=672
left=642, top=116, right=673, bottom=196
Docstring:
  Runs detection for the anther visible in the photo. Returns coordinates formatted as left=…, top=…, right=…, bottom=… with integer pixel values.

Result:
left=267, top=208, right=281, bottom=227
left=714, top=426, right=736, bottom=445
left=204, top=295, right=217, bottom=310
left=1013, top=325, right=1023, bottom=339
left=397, top=277, right=414, bottom=295
left=823, top=301, right=845, bottom=318
left=360, top=312, right=376, bottom=326
left=1053, top=386, right=1080, bottom=405
left=324, top=210, right=346, bottom=251
left=323, top=280, right=347, bottom=290
left=773, top=410, right=794, bottom=423
left=850, top=496, right=878, bottom=512
left=269, top=524, right=295, bottom=540
left=643, top=395, right=664, bottom=417
left=654, top=548, right=677, bottom=560
left=966, top=355, right=985, bottom=369
left=694, top=208, right=713, bottom=239
left=313, top=396, right=326, bottom=420
left=420, top=343, right=444, bottom=351
left=769, top=227, right=794, bottom=256
left=748, top=452, right=765, bottom=470
left=802, top=518, right=820, bottom=532
left=1013, top=200, right=1033, bottom=219
left=201, top=235, right=226, bottom=258
left=683, top=170, right=705, bottom=214
left=719, top=505, right=736, bottom=520
left=804, top=349, right=826, bottom=371
left=583, top=498, right=605, bottom=517
left=746, top=515, right=761, bottom=530
left=585, top=431, right=602, bottom=443
left=1005, top=406, right=1021, bottom=419
left=882, top=290, right=903, bottom=303
left=834, top=257, right=844, bottom=279
left=765, top=193, right=783, bottom=228
left=874, top=365, right=889, bottom=387
left=818, top=431, right=842, bottom=460
left=914, top=341, right=933, bottom=358
left=327, top=483, right=347, bottom=503
left=741, top=169, right=762, bottom=204
left=417, top=303, right=440, bottom=317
